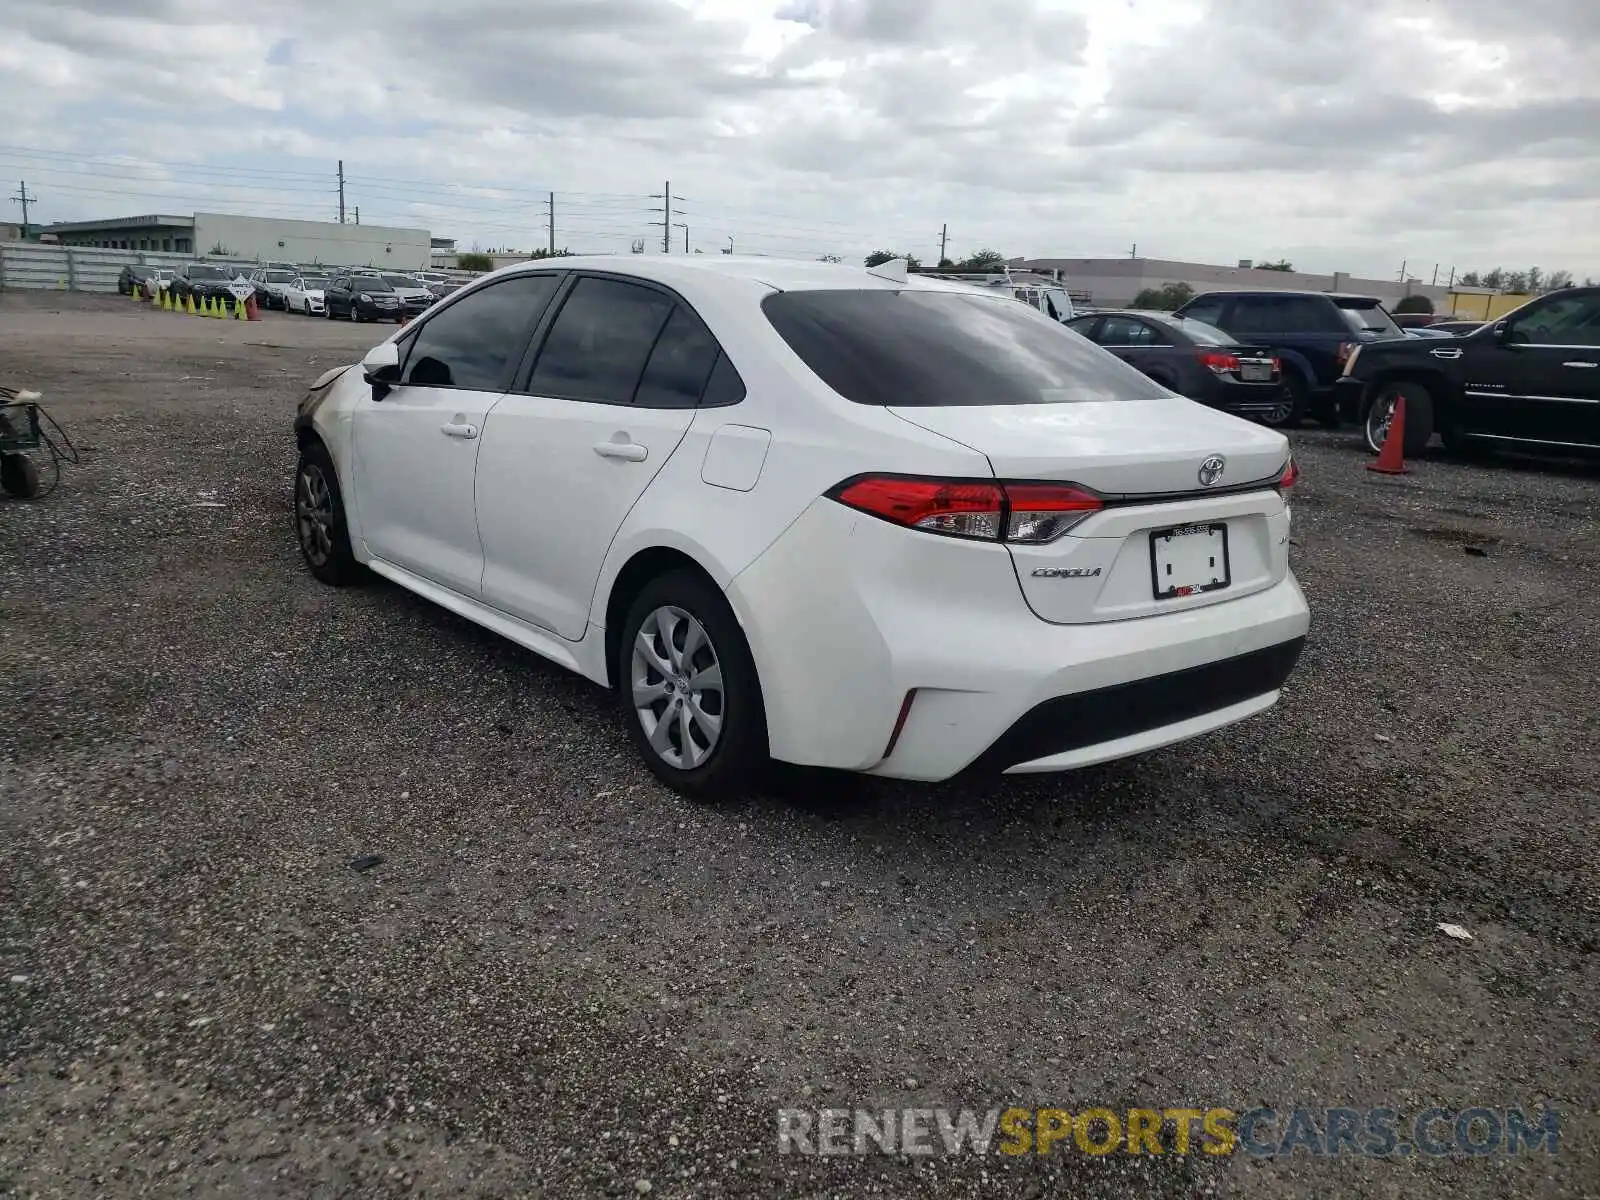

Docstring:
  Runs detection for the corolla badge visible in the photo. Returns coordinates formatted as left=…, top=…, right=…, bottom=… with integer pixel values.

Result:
left=1198, top=455, right=1227, bottom=487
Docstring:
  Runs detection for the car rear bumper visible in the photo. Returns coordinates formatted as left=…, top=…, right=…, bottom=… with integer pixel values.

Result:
left=726, top=498, right=1311, bottom=781
left=1199, top=377, right=1289, bottom=418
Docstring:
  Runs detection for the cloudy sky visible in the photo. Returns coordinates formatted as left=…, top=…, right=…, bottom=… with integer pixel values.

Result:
left=3, top=0, right=1597, bottom=280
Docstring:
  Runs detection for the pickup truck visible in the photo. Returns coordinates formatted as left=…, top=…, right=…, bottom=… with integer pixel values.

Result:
left=1336, top=286, right=1600, bottom=456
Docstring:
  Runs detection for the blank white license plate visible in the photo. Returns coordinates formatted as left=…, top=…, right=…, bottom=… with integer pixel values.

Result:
left=1150, top=523, right=1230, bottom=599
left=1240, top=361, right=1272, bottom=382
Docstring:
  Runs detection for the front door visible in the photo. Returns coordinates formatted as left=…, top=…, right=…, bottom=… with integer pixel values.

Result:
left=1461, top=292, right=1600, bottom=445
left=350, top=272, right=564, bottom=595
left=476, top=276, right=719, bottom=639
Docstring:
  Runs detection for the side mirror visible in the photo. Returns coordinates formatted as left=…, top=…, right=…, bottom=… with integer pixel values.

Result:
left=361, top=341, right=401, bottom=399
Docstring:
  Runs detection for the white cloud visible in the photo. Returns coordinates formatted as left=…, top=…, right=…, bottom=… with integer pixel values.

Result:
left=2, top=0, right=1597, bottom=279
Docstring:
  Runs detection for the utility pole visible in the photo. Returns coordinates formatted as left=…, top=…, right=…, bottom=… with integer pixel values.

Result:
left=10, top=180, right=34, bottom=231
left=1130, top=243, right=1138, bottom=259
left=1431, top=263, right=1439, bottom=286
left=939, top=223, right=948, bottom=264
left=337, top=160, right=346, bottom=225
left=684, top=225, right=690, bottom=254
left=354, top=206, right=360, bottom=226
left=1398, top=259, right=1407, bottom=283
left=649, top=181, right=685, bottom=253
left=1447, top=266, right=1456, bottom=289
left=725, top=236, right=734, bottom=255
left=547, top=191, right=555, bottom=254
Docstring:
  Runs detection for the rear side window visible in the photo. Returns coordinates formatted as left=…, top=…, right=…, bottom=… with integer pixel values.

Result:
left=1176, top=295, right=1226, bottom=326
left=401, top=273, right=560, bottom=390
left=633, top=305, right=720, bottom=408
left=529, top=277, right=675, bottom=404
left=1098, top=316, right=1165, bottom=346
left=762, top=290, right=1158, bottom=406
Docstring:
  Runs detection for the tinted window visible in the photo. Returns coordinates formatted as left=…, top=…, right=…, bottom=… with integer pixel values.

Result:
left=187, top=265, right=225, bottom=280
left=1177, top=295, right=1226, bottom=325
left=1336, top=300, right=1401, bottom=337
left=401, top=274, right=560, bottom=390
left=350, top=277, right=394, bottom=292
left=1098, top=316, right=1164, bottom=346
left=1164, top=317, right=1233, bottom=346
left=529, top=278, right=676, bottom=404
left=762, top=290, right=1160, bottom=406
left=633, top=305, right=721, bottom=408
left=700, top=353, right=746, bottom=407
left=1227, top=295, right=1333, bottom=334
left=263, top=270, right=295, bottom=283
left=1065, top=317, right=1099, bottom=338
left=1507, top=294, right=1600, bottom=346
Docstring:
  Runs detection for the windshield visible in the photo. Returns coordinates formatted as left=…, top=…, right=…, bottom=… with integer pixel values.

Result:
left=382, top=275, right=420, bottom=288
left=187, top=265, right=226, bottom=280
left=353, top=278, right=394, bottom=292
left=1337, top=300, right=1402, bottom=337
left=762, top=289, right=1159, bottom=406
left=300, top=276, right=329, bottom=288
left=263, top=270, right=295, bottom=283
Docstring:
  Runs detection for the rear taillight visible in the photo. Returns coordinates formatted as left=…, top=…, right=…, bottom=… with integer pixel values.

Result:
left=1275, top=456, right=1299, bottom=493
left=1336, top=341, right=1356, bottom=368
left=830, top=475, right=1103, bottom=544
left=1197, top=351, right=1241, bottom=373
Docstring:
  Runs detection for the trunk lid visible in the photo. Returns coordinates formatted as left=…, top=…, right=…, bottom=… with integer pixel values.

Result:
left=888, top=399, right=1294, bottom=624
left=888, top=397, right=1288, bottom=495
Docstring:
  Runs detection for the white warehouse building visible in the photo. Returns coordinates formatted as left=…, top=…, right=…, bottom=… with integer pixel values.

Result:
left=44, top=211, right=431, bottom=270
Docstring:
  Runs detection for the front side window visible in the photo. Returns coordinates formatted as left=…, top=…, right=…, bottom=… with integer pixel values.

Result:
left=1506, top=294, right=1600, bottom=346
left=401, top=273, right=561, bottom=391
left=528, top=277, right=676, bottom=404
left=763, top=289, right=1161, bottom=406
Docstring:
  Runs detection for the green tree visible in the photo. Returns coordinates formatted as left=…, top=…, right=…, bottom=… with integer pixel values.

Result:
left=1525, top=266, right=1544, bottom=292
left=1482, top=267, right=1506, bottom=289
left=1256, top=259, right=1294, bottom=272
left=956, top=248, right=1006, bottom=271
left=456, top=251, right=493, bottom=272
left=864, top=249, right=921, bottom=270
left=1504, top=270, right=1530, bottom=294
left=816, top=253, right=842, bottom=263
left=526, top=248, right=572, bottom=260
left=1393, top=294, right=1434, bottom=315
left=1457, top=271, right=1482, bottom=287
left=937, top=257, right=955, bottom=268
left=1545, top=269, right=1573, bottom=290
left=1130, top=281, right=1195, bottom=310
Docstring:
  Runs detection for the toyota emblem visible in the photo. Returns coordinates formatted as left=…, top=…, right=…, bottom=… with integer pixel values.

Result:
left=1198, top=455, right=1226, bottom=487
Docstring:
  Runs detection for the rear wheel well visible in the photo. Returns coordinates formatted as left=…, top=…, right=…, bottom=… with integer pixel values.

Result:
left=1360, top=369, right=1448, bottom=415
left=603, top=548, right=717, bottom=687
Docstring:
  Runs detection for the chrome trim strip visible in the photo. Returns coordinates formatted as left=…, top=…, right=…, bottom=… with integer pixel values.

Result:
left=1471, top=433, right=1600, bottom=449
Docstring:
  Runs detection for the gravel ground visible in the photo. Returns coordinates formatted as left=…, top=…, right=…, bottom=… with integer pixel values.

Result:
left=1, top=293, right=1596, bottom=1199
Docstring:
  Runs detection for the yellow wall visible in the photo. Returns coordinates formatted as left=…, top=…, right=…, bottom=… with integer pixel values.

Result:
left=1447, top=291, right=1537, bottom=321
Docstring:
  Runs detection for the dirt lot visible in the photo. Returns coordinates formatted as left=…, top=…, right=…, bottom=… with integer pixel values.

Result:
left=1, top=293, right=1596, bottom=1198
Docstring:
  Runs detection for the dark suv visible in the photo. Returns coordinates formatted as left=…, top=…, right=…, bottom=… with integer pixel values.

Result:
left=1337, top=286, right=1600, bottom=457
left=170, top=262, right=238, bottom=306
left=1173, top=290, right=1405, bottom=427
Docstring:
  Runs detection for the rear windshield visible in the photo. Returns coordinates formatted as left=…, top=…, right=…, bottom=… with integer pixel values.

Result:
left=1336, top=299, right=1401, bottom=337
left=762, top=290, right=1158, bottom=406
left=1147, top=315, right=1233, bottom=345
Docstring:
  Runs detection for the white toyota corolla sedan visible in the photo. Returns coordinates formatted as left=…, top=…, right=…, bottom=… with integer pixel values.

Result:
left=293, top=256, right=1309, bottom=798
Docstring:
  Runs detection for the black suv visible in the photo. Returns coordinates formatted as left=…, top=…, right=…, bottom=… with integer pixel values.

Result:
left=324, top=274, right=404, bottom=322
left=116, top=264, right=156, bottom=296
left=171, top=262, right=240, bottom=306
left=1173, top=290, right=1405, bottom=427
left=1337, top=287, right=1600, bottom=457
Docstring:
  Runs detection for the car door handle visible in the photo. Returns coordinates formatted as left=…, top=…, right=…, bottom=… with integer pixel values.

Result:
left=440, top=421, right=479, bottom=440
left=1562, top=360, right=1597, bottom=368
left=1429, top=347, right=1463, bottom=359
left=594, top=440, right=648, bottom=462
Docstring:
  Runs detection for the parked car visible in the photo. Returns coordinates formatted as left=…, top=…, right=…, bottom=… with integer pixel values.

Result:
left=1173, top=290, right=1406, bottom=427
left=380, top=273, right=437, bottom=316
left=292, top=257, right=1308, bottom=797
left=117, top=265, right=157, bottom=296
left=1429, top=320, right=1485, bottom=335
left=323, top=273, right=404, bottom=322
left=1065, top=309, right=1289, bottom=422
left=1338, top=286, right=1600, bottom=455
left=249, top=268, right=301, bottom=311
left=428, top=281, right=467, bottom=299
left=412, top=270, right=452, bottom=286
left=283, top=275, right=331, bottom=316
left=171, top=262, right=243, bottom=306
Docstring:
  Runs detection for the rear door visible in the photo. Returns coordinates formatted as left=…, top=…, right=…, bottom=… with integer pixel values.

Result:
left=350, top=273, right=561, bottom=595
left=1094, top=314, right=1171, bottom=377
left=474, top=275, right=713, bottom=639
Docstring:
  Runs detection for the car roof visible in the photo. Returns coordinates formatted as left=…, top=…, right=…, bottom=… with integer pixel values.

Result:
left=1190, top=289, right=1383, bottom=303
left=485, top=255, right=996, bottom=295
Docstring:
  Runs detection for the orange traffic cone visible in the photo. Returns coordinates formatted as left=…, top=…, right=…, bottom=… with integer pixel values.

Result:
left=1367, top=395, right=1409, bottom=475
left=244, top=291, right=261, bottom=321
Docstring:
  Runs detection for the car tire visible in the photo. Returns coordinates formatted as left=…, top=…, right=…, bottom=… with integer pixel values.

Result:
left=294, top=441, right=362, bottom=586
left=1, top=452, right=42, bottom=499
left=1363, top=380, right=1435, bottom=456
left=351, top=307, right=365, bottom=323
left=1261, top=371, right=1306, bottom=428
left=617, top=569, right=769, bottom=800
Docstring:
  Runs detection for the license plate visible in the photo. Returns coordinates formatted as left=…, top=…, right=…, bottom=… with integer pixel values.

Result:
left=1240, top=361, right=1272, bottom=382
left=1150, top=523, right=1230, bottom=599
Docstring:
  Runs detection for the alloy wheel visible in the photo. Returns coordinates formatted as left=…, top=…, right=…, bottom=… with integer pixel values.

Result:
left=296, top=463, right=334, bottom=566
left=630, top=605, right=725, bottom=770
left=1366, top=391, right=1398, bottom=453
